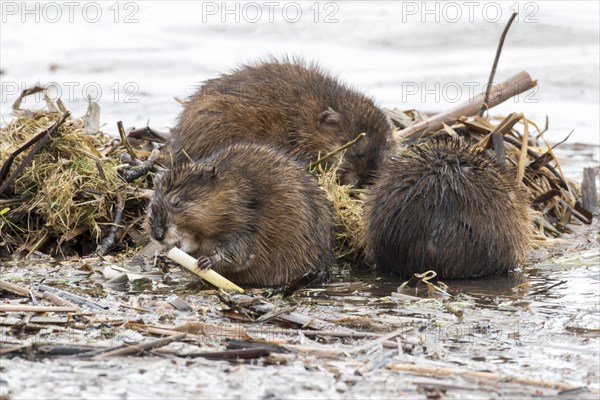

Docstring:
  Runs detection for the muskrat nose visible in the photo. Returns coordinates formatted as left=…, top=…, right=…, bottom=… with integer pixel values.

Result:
left=153, top=227, right=165, bottom=242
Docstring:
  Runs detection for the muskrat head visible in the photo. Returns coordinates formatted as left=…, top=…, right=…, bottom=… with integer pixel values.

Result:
left=318, top=106, right=392, bottom=188
left=148, top=162, right=222, bottom=255
left=341, top=139, right=381, bottom=188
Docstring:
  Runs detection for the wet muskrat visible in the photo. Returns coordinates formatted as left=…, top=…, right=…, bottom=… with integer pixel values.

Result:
left=148, top=142, right=335, bottom=287
left=362, top=138, right=533, bottom=278
left=172, top=58, right=393, bottom=187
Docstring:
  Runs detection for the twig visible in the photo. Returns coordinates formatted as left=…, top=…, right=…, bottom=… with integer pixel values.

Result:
left=127, top=125, right=170, bottom=143
left=532, top=189, right=561, bottom=204
left=475, top=112, right=523, bottom=151
left=485, top=113, right=521, bottom=165
left=282, top=344, right=347, bottom=357
left=33, top=344, right=103, bottom=358
left=0, top=126, right=52, bottom=182
left=550, top=129, right=575, bottom=150
left=0, top=111, right=70, bottom=196
left=182, top=347, right=277, bottom=360
left=535, top=115, right=550, bottom=139
left=97, top=195, right=126, bottom=256
left=307, top=132, right=366, bottom=170
left=117, top=148, right=160, bottom=182
left=266, top=270, right=321, bottom=298
left=117, top=121, right=137, bottom=160
left=0, top=198, right=23, bottom=206
left=0, top=344, right=35, bottom=356
left=183, top=341, right=286, bottom=360
left=93, top=333, right=187, bottom=358
left=528, top=151, right=554, bottom=171
left=527, top=280, right=568, bottom=296
left=478, top=12, right=518, bottom=117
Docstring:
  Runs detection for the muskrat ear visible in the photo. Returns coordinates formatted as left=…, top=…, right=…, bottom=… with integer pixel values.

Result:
left=318, top=107, right=341, bottom=126
left=208, top=165, right=217, bottom=180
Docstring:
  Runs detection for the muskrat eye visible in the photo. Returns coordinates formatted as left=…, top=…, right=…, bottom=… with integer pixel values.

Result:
left=171, top=198, right=182, bottom=208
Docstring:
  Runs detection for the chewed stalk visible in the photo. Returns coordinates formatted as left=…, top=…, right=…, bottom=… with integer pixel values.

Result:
left=166, top=247, right=245, bottom=293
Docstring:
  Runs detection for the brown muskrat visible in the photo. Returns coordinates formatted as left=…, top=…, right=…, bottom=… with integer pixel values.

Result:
left=148, top=142, right=335, bottom=287
left=172, top=58, right=393, bottom=187
left=362, top=138, right=532, bottom=278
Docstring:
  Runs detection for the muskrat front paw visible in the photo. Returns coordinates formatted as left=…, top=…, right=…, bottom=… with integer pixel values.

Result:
left=197, top=255, right=216, bottom=270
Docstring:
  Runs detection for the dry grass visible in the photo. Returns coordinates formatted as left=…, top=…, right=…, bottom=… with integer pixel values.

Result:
left=314, top=163, right=365, bottom=263
left=0, top=111, right=147, bottom=256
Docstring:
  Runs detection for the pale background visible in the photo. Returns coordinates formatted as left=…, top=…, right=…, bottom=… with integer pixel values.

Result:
left=1, top=1, right=598, bottom=162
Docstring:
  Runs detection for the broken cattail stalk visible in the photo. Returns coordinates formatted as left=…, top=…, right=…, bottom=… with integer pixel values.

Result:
left=398, top=71, right=537, bottom=139
left=474, top=112, right=522, bottom=151
left=516, top=117, right=530, bottom=183
left=167, top=247, right=245, bottom=293
left=0, top=280, right=38, bottom=298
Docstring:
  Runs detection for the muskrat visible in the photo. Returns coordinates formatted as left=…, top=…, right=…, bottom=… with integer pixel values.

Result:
left=172, top=58, right=393, bottom=187
left=363, top=138, right=532, bottom=279
left=148, top=142, right=335, bottom=287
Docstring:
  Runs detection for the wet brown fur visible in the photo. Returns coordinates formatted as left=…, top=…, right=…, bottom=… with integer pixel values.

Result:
left=363, top=138, right=532, bottom=278
left=148, top=142, right=335, bottom=287
left=173, top=58, right=393, bottom=187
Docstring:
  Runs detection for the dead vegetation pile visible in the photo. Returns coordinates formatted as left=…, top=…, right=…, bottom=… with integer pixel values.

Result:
left=0, top=90, right=160, bottom=258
